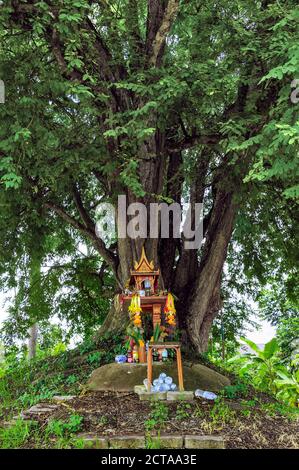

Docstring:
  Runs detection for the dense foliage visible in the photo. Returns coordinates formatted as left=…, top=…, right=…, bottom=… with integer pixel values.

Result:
left=0, top=0, right=298, bottom=352
left=0, top=3, right=298, bottom=451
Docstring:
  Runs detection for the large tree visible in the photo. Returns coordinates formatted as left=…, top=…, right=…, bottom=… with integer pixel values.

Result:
left=0, top=0, right=298, bottom=352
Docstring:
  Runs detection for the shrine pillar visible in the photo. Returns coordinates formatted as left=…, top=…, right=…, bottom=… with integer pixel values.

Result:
left=153, top=304, right=162, bottom=329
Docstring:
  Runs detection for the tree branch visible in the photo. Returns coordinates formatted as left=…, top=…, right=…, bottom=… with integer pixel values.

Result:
left=50, top=27, right=82, bottom=80
left=72, top=184, right=95, bottom=230
left=44, top=201, right=120, bottom=280
left=166, top=132, right=221, bottom=152
left=44, top=201, right=87, bottom=234
left=124, top=0, right=145, bottom=69
left=145, top=1, right=167, bottom=59
left=84, top=18, right=117, bottom=82
left=149, top=0, right=180, bottom=66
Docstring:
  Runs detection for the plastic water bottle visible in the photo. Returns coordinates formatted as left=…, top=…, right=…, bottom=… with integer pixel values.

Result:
left=203, top=391, right=217, bottom=400
left=115, top=355, right=127, bottom=363
left=195, top=389, right=217, bottom=400
left=165, top=376, right=173, bottom=385
left=159, top=373, right=167, bottom=380
left=162, top=349, right=168, bottom=362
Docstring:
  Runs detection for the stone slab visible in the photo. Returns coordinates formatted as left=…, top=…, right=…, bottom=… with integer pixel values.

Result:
left=167, top=391, right=194, bottom=401
left=134, top=385, right=146, bottom=394
left=52, top=395, right=76, bottom=402
left=158, top=435, right=184, bottom=449
left=13, top=412, right=28, bottom=420
left=139, top=391, right=167, bottom=401
left=10, top=417, right=38, bottom=426
left=25, top=404, right=58, bottom=415
left=2, top=420, right=17, bottom=428
left=76, top=432, right=108, bottom=449
left=184, top=435, right=225, bottom=449
left=109, top=435, right=145, bottom=449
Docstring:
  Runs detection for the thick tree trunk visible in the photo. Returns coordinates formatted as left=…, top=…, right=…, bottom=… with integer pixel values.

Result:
left=97, top=294, right=128, bottom=337
left=98, top=187, right=237, bottom=356
left=97, top=136, right=167, bottom=336
left=186, top=189, right=237, bottom=353
left=96, top=126, right=238, bottom=353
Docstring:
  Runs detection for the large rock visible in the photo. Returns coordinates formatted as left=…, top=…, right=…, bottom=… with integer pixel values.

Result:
left=87, top=362, right=230, bottom=392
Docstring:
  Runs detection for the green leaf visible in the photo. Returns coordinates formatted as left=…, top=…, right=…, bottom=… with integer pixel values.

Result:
left=239, top=337, right=262, bottom=356
left=263, top=338, right=279, bottom=359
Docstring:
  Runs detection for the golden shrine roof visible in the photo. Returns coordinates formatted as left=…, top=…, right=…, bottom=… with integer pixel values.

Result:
left=130, top=246, right=159, bottom=275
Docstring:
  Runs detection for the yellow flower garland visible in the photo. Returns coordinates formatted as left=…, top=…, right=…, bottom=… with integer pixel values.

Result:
left=128, top=294, right=142, bottom=328
left=164, top=293, right=176, bottom=326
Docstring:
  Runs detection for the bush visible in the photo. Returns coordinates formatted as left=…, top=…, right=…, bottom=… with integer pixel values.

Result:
left=274, top=369, right=299, bottom=408
left=46, top=414, right=83, bottom=437
left=228, top=338, right=280, bottom=393
left=222, top=382, right=248, bottom=399
left=228, top=337, right=299, bottom=407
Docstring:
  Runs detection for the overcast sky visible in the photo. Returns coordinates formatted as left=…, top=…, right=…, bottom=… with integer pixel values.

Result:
left=246, top=320, right=276, bottom=343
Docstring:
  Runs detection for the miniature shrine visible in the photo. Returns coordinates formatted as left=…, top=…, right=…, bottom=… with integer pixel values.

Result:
left=126, top=246, right=168, bottom=331
left=119, top=247, right=184, bottom=391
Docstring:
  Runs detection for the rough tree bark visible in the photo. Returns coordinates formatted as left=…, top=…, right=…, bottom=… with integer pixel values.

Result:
left=27, top=252, right=41, bottom=360
left=187, top=189, right=237, bottom=352
left=28, top=324, right=38, bottom=360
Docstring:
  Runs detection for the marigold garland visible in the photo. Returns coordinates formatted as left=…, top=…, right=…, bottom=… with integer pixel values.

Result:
left=164, top=292, right=176, bottom=326
left=128, top=294, right=142, bottom=328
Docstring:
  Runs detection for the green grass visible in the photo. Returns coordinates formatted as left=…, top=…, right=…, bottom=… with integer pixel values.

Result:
left=0, top=332, right=125, bottom=421
left=145, top=431, right=162, bottom=449
left=175, top=402, right=192, bottom=420
left=144, top=401, right=169, bottom=431
left=260, top=401, right=299, bottom=419
left=0, top=419, right=33, bottom=449
left=46, top=414, right=84, bottom=438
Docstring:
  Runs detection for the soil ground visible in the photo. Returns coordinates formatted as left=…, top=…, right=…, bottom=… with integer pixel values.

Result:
left=23, top=391, right=299, bottom=449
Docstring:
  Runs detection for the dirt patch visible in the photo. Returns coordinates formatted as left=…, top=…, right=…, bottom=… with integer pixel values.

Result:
left=26, top=391, right=299, bottom=449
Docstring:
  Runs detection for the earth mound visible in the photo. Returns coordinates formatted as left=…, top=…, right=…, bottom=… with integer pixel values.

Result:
left=87, top=362, right=230, bottom=392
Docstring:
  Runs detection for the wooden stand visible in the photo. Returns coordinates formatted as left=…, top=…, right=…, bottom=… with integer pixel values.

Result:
left=147, top=342, right=184, bottom=392
left=138, top=345, right=147, bottom=363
